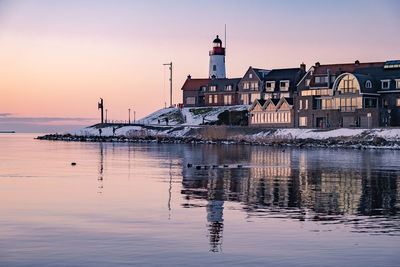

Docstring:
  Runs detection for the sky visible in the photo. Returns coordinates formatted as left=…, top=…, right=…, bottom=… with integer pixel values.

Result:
left=0, top=0, right=399, bottom=132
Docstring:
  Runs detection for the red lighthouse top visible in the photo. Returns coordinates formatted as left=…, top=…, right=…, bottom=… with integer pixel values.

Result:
left=210, top=35, right=225, bottom=56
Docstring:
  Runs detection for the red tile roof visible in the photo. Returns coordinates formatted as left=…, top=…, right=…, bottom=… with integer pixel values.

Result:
left=313, top=62, right=385, bottom=75
left=181, top=78, right=211, bottom=91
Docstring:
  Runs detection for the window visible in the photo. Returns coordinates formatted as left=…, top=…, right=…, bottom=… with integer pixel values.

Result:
left=305, top=99, right=308, bottom=109
left=249, top=73, right=253, bottom=78
left=208, top=95, right=213, bottom=104
left=338, top=97, right=360, bottom=111
left=365, top=80, right=372, bottom=89
left=186, top=97, right=195, bottom=105
left=364, top=98, right=377, bottom=108
left=213, top=65, right=216, bottom=71
left=396, top=79, right=400, bottom=89
left=381, top=80, right=390, bottom=89
left=214, top=95, right=218, bottom=104
left=225, top=85, right=232, bottom=91
left=397, top=98, right=400, bottom=106
left=315, top=76, right=327, bottom=84
left=299, top=117, right=307, bottom=126
left=243, top=82, right=250, bottom=89
left=201, top=86, right=206, bottom=91
left=299, top=100, right=303, bottom=110
left=338, top=74, right=360, bottom=94
left=241, top=94, right=249, bottom=105
left=251, top=82, right=258, bottom=90
left=266, top=81, right=275, bottom=92
left=280, top=80, right=289, bottom=91
left=224, top=95, right=232, bottom=105
left=306, top=79, right=310, bottom=86
left=210, top=85, right=216, bottom=91
left=331, top=76, right=336, bottom=83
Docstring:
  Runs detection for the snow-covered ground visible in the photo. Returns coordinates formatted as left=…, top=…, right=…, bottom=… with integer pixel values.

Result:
left=71, top=106, right=400, bottom=142
left=133, top=105, right=249, bottom=126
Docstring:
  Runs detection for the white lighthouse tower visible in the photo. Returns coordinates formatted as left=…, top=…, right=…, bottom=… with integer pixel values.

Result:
left=209, top=35, right=226, bottom=79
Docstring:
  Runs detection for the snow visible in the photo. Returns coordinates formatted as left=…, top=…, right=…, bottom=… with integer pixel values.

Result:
left=70, top=106, right=400, bottom=143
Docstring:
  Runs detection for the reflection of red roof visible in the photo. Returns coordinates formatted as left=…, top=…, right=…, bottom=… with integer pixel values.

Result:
left=181, top=78, right=211, bottom=91
left=314, top=62, right=385, bottom=75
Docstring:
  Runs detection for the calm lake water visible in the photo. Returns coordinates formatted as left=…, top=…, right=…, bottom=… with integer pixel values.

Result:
left=0, top=134, right=399, bottom=266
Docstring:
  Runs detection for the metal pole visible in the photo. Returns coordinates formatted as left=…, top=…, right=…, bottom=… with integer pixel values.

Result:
left=128, top=108, right=131, bottom=124
left=134, top=111, right=136, bottom=123
left=105, top=109, right=108, bottom=123
left=163, top=62, right=173, bottom=107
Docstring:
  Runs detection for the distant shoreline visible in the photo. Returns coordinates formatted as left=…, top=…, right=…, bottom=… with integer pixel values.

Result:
left=0, top=131, right=15, bottom=133
left=36, top=124, right=400, bottom=150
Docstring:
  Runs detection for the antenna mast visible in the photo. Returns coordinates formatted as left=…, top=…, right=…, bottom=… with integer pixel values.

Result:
left=163, top=62, right=173, bottom=107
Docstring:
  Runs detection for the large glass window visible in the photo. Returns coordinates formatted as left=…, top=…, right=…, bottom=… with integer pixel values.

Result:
left=224, top=95, right=232, bottom=105
left=241, top=94, right=249, bottom=105
left=208, top=95, right=213, bottom=104
left=337, top=74, right=360, bottom=94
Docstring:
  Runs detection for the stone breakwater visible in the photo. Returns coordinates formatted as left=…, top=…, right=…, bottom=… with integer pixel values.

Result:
left=37, top=132, right=400, bottom=150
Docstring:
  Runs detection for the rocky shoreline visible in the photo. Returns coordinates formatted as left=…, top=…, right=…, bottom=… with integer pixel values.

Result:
left=36, top=132, right=400, bottom=150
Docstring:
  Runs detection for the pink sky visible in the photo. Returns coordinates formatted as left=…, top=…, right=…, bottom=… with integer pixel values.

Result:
left=0, top=0, right=399, bottom=132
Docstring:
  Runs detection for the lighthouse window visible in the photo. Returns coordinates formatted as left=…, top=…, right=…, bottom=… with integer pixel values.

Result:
left=213, top=65, right=216, bottom=71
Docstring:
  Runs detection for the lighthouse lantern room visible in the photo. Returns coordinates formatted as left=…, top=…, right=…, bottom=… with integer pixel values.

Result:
left=209, top=35, right=226, bottom=79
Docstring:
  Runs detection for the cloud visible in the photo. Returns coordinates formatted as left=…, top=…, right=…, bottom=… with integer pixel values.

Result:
left=0, top=113, right=13, bottom=117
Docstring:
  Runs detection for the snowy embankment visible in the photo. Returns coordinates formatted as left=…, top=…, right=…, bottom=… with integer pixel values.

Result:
left=37, top=106, right=400, bottom=149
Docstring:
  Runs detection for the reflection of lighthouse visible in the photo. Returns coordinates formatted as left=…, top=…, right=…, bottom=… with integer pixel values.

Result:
left=209, top=35, right=226, bottom=78
left=206, top=179, right=224, bottom=253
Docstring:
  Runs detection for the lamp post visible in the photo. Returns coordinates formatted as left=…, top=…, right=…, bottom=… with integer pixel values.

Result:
left=128, top=108, right=131, bottom=124
left=105, top=109, right=108, bottom=123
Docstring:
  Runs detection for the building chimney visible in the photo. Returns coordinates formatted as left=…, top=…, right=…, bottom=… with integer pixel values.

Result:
left=300, top=62, right=306, bottom=72
left=327, top=69, right=331, bottom=88
left=187, top=74, right=191, bottom=80
left=315, top=62, right=320, bottom=67
left=355, top=60, right=360, bottom=66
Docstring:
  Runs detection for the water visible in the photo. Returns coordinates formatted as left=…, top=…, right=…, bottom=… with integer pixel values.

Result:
left=0, top=134, right=399, bottom=266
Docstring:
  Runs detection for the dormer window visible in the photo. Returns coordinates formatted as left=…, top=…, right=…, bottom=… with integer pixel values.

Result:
left=280, top=80, right=289, bottom=91
left=225, top=85, right=232, bottom=91
left=201, top=86, right=206, bottom=91
left=365, top=80, right=372, bottom=89
left=249, top=73, right=253, bottom=78
left=210, top=85, right=216, bottom=92
left=315, top=76, right=327, bottom=84
left=266, top=81, right=275, bottom=92
left=381, top=80, right=390, bottom=89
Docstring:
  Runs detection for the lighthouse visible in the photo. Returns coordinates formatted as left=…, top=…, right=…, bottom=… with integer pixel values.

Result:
left=209, top=35, right=226, bottom=79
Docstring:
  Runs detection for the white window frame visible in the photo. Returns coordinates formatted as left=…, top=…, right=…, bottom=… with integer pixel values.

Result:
left=280, top=80, right=290, bottom=91
left=365, top=80, right=372, bottom=89
left=396, top=79, right=400, bottom=89
left=265, top=81, right=275, bottom=92
left=249, top=73, right=253, bottom=78
left=381, top=79, right=390, bottom=89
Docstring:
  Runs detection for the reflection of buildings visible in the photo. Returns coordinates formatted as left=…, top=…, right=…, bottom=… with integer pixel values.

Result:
left=181, top=145, right=400, bottom=242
